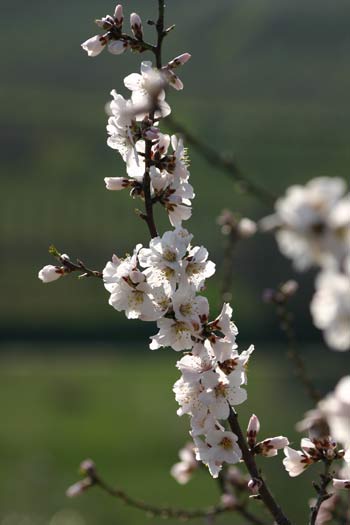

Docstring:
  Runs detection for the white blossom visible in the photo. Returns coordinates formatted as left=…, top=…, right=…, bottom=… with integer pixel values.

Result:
left=318, top=376, right=350, bottom=449
left=172, top=284, right=209, bottom=330
left=150, top=318, right=194, bottom=351
left=124, top=61, right=171, bottom=119
left=106, top=90, right=142, bottom=174
left=282, top=446, right=314, bottom=477
left=170, top=442, right=198, bottom=484
left=193, top=431, right=241, bottom=478
left=261, top=177, right=349, bottom=271
left=311, top=270, right=350, bottom=351
left=199, top=368, right=248, bottom=419
left=182, top=245, right=216, bottom=291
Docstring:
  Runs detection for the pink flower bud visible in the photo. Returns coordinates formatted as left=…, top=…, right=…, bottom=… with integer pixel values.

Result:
left=130, top=13, right=143, bottom=39
left=104, top=177, right=130, bottom=191
left=168, top=53, right=192, bottom=69
left=114, top=4, right=124, bottom=27
left=247, top=414, right=260, bottom=447
left=66, top=480, right=90, bottom=498
left=258, top=436, right=289, bottom=457
left=220, top=493, right=237, bottom=509
left=108, top=40, right=128, bottom=55
left=80, top=459, right=96, bottom=476
left=143, top=127, right=160, bottom=141
left=280, top=280, right=298, bottom=297
left=333, top=478, right=350, bottom=490
left=237, top=218, right=257, bottom=238
left=248, top=478, right=262, bottom=494
left=81, top=35, right=107, bottom=57
left=38, top=265, right=63, bottom=283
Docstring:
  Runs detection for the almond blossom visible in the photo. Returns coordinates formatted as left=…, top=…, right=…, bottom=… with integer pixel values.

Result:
left=310, top=268, right=350, bottom=351
left=261, top=177, right=350, bottom=272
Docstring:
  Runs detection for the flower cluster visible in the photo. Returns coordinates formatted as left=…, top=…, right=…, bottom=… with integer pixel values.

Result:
left=262, top=177, right=350, bottom=351
left=72, top=4, right=256, bottom=478
left=105, top=59, right=194, bottom=227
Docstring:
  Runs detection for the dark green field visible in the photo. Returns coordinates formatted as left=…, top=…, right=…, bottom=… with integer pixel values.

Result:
left=1, top=343, right=348, bottom=524
left=2, top=0, right=350, bottom=341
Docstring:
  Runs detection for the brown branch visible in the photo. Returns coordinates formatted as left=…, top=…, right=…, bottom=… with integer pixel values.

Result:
left=139, top=0, right=167, bottom=239
left=228, top=407, right=292, bottom=525
left=85, top=468, right=267, bottom=524
left=166, top=116, right=275, bottom=207
left=309, top=462, right=332, bottom=525
left=93, top=472, right=267, bottom=523
left=49, top=245, right=103, bottom=279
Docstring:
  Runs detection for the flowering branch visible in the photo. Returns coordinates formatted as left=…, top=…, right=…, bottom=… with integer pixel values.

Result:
left=228, top=408, right=292, bottom=525
left=167, top=116, right=275, bottom=206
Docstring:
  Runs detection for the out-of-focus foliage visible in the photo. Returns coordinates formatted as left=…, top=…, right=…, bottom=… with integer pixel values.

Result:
left=2, top=0, right=350, bottom=341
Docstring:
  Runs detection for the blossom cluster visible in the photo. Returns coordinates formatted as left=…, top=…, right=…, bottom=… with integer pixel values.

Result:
left=77, top=3, right=254, bottom=478
left=262, top=177, right=350, bottom=351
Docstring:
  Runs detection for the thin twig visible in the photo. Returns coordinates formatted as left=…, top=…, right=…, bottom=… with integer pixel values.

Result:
left=275, top=298, right=321, bottom=403
left=166, top=116, right=275, bottom=207
left=49, top=245, right=103, bottom=279
left=228, top=407, right=292, bottom=525
left=93, top=472, right=266, bottom=524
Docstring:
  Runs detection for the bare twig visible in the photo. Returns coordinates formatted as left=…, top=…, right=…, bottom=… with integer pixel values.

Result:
left=49, top=245, right=103, bottom=279
left=272, top=286, right=321, bottom=403
left=93, top=472, right=267, bottom=523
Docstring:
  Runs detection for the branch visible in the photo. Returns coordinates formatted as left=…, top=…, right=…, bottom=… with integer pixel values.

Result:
left=140, top=0, right=166, bottom=239
left=309, top=462, right=332, bottom=525
left=95, top=473, right=266, bottom=523
left=228, top=407, right=292, bottom=525
left=49, top=245, right=103, bottom=279
left=166, top=116, right=275, bottom=207
left=269, top=284, right=321, bottom=403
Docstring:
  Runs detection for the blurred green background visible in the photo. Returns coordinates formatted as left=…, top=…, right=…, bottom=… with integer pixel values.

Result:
left=1, top=0, right=350, bottom=523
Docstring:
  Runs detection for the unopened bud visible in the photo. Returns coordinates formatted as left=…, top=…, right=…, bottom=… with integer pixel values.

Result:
left=333, top=478, right=350, bottom=490
left=108, top=39, right=128, bottom=55
left=114, top=4, right=124, bottom=27
left=66, top=478, right=92, bottom=498
left=257, top=436, right=290, bottom=457
left=81, top=35, right=107, bottom=57
left=280, top=280, right=298, bottom=298
left=237, top=218, right=257, bottom=238
left=130, top=13, right=143, bottom=40
left=167, top=53, right=191, bottom=69
left=248, top=478, right=262, bottom=495
left=262, top=288, right=276, bottom=304
left=105, top=177, right=130, bottom=191
left=80, top=458, right=96, bottom=477
left=38, top=265, right=64, bottom=283
left=220, top=493, right=237, bottom=509
left=247, top=414, right=260, bottom=448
